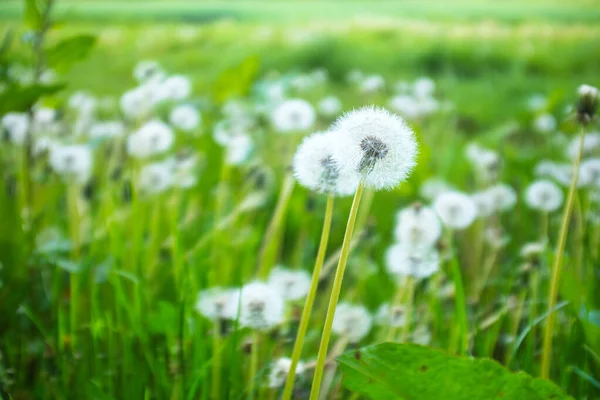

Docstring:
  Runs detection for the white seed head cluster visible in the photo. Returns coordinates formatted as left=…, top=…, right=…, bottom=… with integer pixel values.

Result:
left=465, top=143, right=501, bottom=181
left=317, top=95, right=342, bottom=117
left=268, top=266, right=311, bottom=301
left=581, top=158, right=600, bottom=187
left=138, top=162, right=174, bottom=195
left=271, top=99, right=316, bottom=133
left=394, top=204, right=441, bottom=249
left=2, top=112, right=29, bottom=145
left=472, top=183, right=517, bottom=217
left=525, top=180, right=564, bottom=212
left=331, top=106, right=418, bottom=190
left=419, top=177, right=454, bottom=201
left=49, top=144, right=93, bottom=184
left=89, top=121, right=125, bottom=140
left=269, top=358, right=305, bottom=388
left=239, top=281, right=284, bottom=331
left=195, top=287, right=240, bottom=321
left=332, top=303, right=373, bottom=343
left=127, top=120, right=174, bottom=159
left=385, top=244, right=440, bottom=279
left=566, top=133, right=600, bottom=160
left=169, top=104, right=201, bottom=132
left=533, top=113, right=557, bottom=133
left=375, top=303, right=406, bottom=328
left=433, top=191, right=477, bottom=229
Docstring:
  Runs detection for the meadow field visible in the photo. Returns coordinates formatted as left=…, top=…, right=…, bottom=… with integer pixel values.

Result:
left=0, top=1, right=599, bottom=399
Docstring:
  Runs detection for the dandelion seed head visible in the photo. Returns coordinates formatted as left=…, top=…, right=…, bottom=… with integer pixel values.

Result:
left=1, top=112, right=29, bottom=145
left=533, top=113, right=557, bottom=133
left=331, top=106, right=417, bottom=190
left=486, top=183, right=517, bottom=213
left=525, top=180, right=564, bottom=212
left=566, top=133, right=600, bottom=160
left=419, top=178, right=453, bottom=201
left=195, top=287, right=240, bottom=321
left=375, top=303, right=406, bottom=328
left=317, top=95, right=342, bottom=117
left=413, top=77, right=435, bottom=99
left=89, top=121, right=125, bottom=140
left=581, top=158, right=600, bottom=187
left=134, top=60, right=164, bottom=83
left=268, top=266, right=311, bottom=301
left=394, top=204, right=441, bottom=248
left=138, top=162, right=173, bottom=195
left=520, top=242, right=546, bottom=259
left=169, top=104, right=201, bottom=132
left=49, top=144, right=93, bottom=184
left=271, top=99, right=316, bottom=133
left=385, top=244, right=440, bottom=279
left=433, top=191, right=477, bottom=229
left=127, top=120, right=174, bottom=159
left=332, top=303, right=372, bottom=343
left=157, top=75, right=192, bottom=102
left=269, top=358, right=305, bottom=388
left=359, top=74, right=385, bottom=93
left=240, top=281, right=284, bottom=330
left=225, top=134, right=254, bottom=166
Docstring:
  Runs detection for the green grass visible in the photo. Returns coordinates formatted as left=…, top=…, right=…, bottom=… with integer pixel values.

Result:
left=0, top=2, right=599, bottom=399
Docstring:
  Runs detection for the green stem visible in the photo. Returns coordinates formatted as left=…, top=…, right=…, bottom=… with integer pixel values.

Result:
left=68, top=185, right=81, bottom=351
left=282, top=195, right=334, bottom=400
left=249, top=332, right=260, bottom=399
left=449, top=230, right=469, bottom=355
left=309, top=182, right=364, bottom=400
left=211, top=324, right=221, bottom=400
left=399, top=277, right=415, bottom=343
left=257, top=172, right=295, bottom=279
left=540, top=129, right=585, bottom=379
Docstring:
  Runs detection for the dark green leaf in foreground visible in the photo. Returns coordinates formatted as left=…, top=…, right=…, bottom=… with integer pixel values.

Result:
left=0, top=83, right=65, bottom=114
left=24, top=0, right=43, bottom=30
left=46, top=34, right=97, bottom=72
left=337, top=343, right=572, bottom=400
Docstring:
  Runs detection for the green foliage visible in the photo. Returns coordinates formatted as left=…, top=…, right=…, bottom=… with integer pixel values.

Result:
left=212, top=55, right=260, bottom=104
left=0, top=82, right=65, bottom=114
left=46, top=34, right=96, bottom=72
left=23, top=0, right=42, bottom=30
left=337, top=343, right=573, bottom=400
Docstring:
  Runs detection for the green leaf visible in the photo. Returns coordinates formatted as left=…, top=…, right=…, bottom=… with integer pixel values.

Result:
left=212, top=55, right=260, bottom=104
left=0, top=82, right=65, bottom=114
left=24, top=0, right=42, bottom=30
left=337, top=343, right=572, bottom=400
left=46, top=34, right=96, bottom=72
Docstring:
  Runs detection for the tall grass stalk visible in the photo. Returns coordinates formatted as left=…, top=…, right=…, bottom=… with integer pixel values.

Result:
left=540, top=130, right=585, bottom=379
left=281, top=195, right=334, bottom=400
left=309, top=182, right=364, bottom=400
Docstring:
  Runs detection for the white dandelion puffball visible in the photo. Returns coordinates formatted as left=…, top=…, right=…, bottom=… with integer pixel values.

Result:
left=89, top=121, right=125, bottom=140
left=534, top=160, right=560, bottom=179
left=138, top=162, right=173, bottom=195
left=225, top=134, right=254, bottom=166
left=486, top=183, right=517, bottom=213
left=413, top=76, right=435, bottom=99
left=471, top=191, right=496, bottom=218
left=385, top=244, right=440, bottom=279
left=394, top=204, right=441, bottom=248
left=271, top=99, right=316, bottom=133
left=527, top=94, right=547, bottom=111
left=566, top=133, right=600, bottom=160
left=581, top=158, right=600, bottom=187
left=134, top=60, right=164, bottom=82
left=520, top=242, right=546, bottom=259
left=269, top=358, right=305, bottom=389
left=389, top=95, right=421, bottom=119
left=49, top=144, right=93, bottom=184
left=375, top=303, right=406, bottom=328
left=347, top=69, right=364, bottom=84
left=268, top=266, right=311, bottom=301
left=68, top=91, right=97, bottom=115
left=239, top=281, right=284, bottom=330
left=127, top=120, right=174, bottom=159
left=195, top=287, right=240, bottom=321
left=433, top=191, right=477, bottom=229
left=169, top=104, right=201, bottom=132
left=552, top=163, right=593, bottom=188
left=292, top=131, right=360, bottom=196
left=332, top=303, right=373, bottom=343
left=525, top=180, right=564, bottom=212
left=465, top=143, right=500, bottom=179
left=412, top=325, right=432, bottom=345
left=317, top=95, right=342, bottom=117
left=533, top=113, right=557, bottom=133
left=157, top=75, right=192, bottom=102
left=419, top=178, right=453, bottom=200
left=1, top=112, right=29, bottom=145
left=360, top=74, right=385, bottom=93
left=331, top=106, right=418, bottom=190
left=120, top=85, right=156, bottom=119
left=578, top=84, right=599, bottom=98
left=168, top=155, right=199, bottom=189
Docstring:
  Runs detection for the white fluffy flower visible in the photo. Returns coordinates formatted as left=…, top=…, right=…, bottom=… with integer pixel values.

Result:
left=88, top=121, right=125, bottom=139
left=157, top=75, right=192, bottom=102
left=389, top=95, right=421, bottom=119
left=527, top=94, right=547, bottom=111
left=268, top=266, right=311, bottom=301
left=566, top=133, right=600, bottom=160
left=332, top=303, right=372, bottom=343
left=486, top=183, right=517, bottom=212
left=317, top=96, right=342, bottom=117
left=375, top=303, right=406, bottom=328
left=394, top=204, right=441, bottom=248
left=346, top=69, right=364, bottom=84
left=385, top=244, right=440, bottom=279
left=271, top=99, right=316, bottom=133
left=465, top=143, right=500, bottom=180
left=120, top=84, right=159, bottom=119
left=269, top=358, right=305, bottom=389
left=169, top=104, right=201, bottom=132
left=581, top=158, right=600, bottom=187
left=412, top=325, right=432, bottom=345
left=292, top=131, right=360, bottom=196
left=552, top=163, right=593, bottom=188
left=138, top=162, right=173, bottom=194
left=578, top=84, right=599, bottom=98
left=68, top=91, right=97, bottom=115
left=239, top=281, right=284, bottom=330
left=525, top=180, right=564, bottom=212
left=1, top=112, right=29, bottom=145
left=433, top=191, right=477, bottom=229
left=195, top=287, right=240, bottom=321
left=413, top=77, right=435, bottom=98
left=471, top=191, right=496, bottom=218
left=134, top=60, right=164, bottom=82
left=127, top=120, right=174, bottom=159
left=520, top=242, right=546, bottom=259
left=419, top=178, right=453, bottom=201
left=49, top=144, right=93, bottom=184
left=330, top=106, right=417, bottom=190
left=533, top=113, right=557, bottom=133
left=360, top=74, right=385, bottom=93
left=225, top=134, right=254, bottom=166
left=168, top=155, right=199, bottom=188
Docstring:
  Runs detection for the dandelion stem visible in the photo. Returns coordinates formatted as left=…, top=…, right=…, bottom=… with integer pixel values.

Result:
left=399, top=277, right=416, bottom=343
left=540, top=129, right=585, bottom=379
left=211, top=323, right=221, bottom=400
left=249, top=332, right=260, bottom=399
left=309, top=182, right=364, bottom=400
left=257, top=171, right=295, bottom=278
left=68, top=185, right=81, bottom=350
left=448, top=230, right=469, bottom=355
left=281, top=195, right=334, bottom=400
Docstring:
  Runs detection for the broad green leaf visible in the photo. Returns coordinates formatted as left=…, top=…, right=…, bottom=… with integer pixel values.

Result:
left=212, top=55, right=260, bottom=104
left=0, top=82, right=65, bottom=114
left=46, top=34, right=96, bottom=72
left=337, top=343, right=572, bottom=400
left=23, top=0, right=42, bottom=30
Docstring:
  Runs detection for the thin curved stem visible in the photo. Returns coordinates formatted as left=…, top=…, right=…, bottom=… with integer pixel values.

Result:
left=309, top=182, right=364, bottom=400
left=281, top=195, right=334, bottom=400
left=540, top=129, right=585, bottom=379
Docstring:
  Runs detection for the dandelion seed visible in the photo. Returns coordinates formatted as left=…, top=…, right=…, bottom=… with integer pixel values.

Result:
left=225, top=134, right=254, bottom=166
left=271, top=99, right=316, bottom=133
left=331, top=106, right=417, bottom=190
left=195, top=287, right=240, bottom=321
left=169, top=104, right=201, bottom=132
left=1, top=112, right=29, bottom=145
left=127, top=120, right=174, bottom=159
left=138, top=162, right=173, bottom=194
left=157, top=75, right=192, bottom=102
left=465, top=143, right=501, bottom=181
left=413, top=77, right=435, bottom=99
left=385, top=244, right=440, bottom=279
left=525, top=180, right=564, bottom=212
left=486, top=183, right=517, bottom=213
left=292, top=131, right=359, bottom=196
left=133, top=60, right=164, bottom=83
left=49, top=144, right=93, bottom=184
left=332, top=303, right=372, bottom=343
left=269, top=358, right=305, bottom=388
left=394, top=204, right=441, bottom=248
left=433, top=191, right=477, bottom=229
left=240, top=281, right=284, bottom=330
left=268, top=266, right=311, bottom=301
